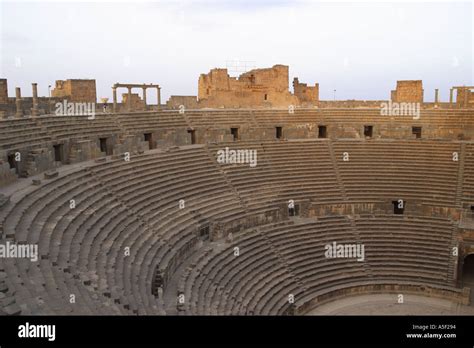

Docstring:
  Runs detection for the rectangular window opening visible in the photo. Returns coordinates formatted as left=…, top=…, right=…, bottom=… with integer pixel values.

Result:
left=276, top=126, right=282, bottom=139
left=412, top=127, right=422, bottom=139
left=99, top=138, right=108, bottom=153
left=364, top=125, right=373, bottom=138
left=318, top=125, right=327, bottom=139
left=188, top=129, right=196, bottom=144
left=7, top=154, right=16, bottom=170
left=53, top=144, right=63, bottom=162
left=231, top=128, right=239, bottom=141
left=392, top=200, right=405, bottom=215
left=289, top=204, right=300, bottom=217
left=144, top=133, right=154, bottom=149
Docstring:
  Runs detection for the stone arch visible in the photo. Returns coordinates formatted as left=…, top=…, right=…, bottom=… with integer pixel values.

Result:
left=461, top=253, right=474, bottom=305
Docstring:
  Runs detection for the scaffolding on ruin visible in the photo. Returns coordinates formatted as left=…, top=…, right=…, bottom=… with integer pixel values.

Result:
left=225, top=60, right=256, bottom=75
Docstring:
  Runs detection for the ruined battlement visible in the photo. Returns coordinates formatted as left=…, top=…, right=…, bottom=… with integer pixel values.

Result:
left=0, top=79, right=8, bottom=104
left=293, top=77, right=319, bottom=106
left=197, top=64, right=319, bottom=108
left=392, top=80, right=424, bottom=103
left=51, top=79, right=97, bottom=103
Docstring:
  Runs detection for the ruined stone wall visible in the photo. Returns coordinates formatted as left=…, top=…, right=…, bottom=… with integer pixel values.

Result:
left=0, top=97, right=66, bottom=118
left=167, top=96, right=199, bottom=109
left=456, top=88, right=474, bottom=108
left=198, top=68, right=229, bottom=99
left=0, top=79, right=8, bottom=104
left=189, top=121, right=468, bottom=143
left=198, top=90, right=298, bottom=109
left=52, top=79, right=97, bottom=103
left=238, top=65, right=289, bottom=92
left=293, top=78, right=319, bottom=106
left=0, top=160, right=17, bottom=186
left=198, top=65, right=298, bottom=108
left=393, top=80, right=423, bottom=103
left=390, top=90, right=396, bottom=102
left=122, top=93, right=145, bottom=111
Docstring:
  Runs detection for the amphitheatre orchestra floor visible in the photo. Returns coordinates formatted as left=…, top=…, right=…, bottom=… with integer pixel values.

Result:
left=307, top=294, right=474, bottom=315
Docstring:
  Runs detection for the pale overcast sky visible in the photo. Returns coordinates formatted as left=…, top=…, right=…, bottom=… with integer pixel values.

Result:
left=0, top=0, right=472, bottom=103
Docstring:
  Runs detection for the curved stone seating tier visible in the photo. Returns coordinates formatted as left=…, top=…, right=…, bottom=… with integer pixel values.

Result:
left=180, top=110, right=257, bottom=128
left=0, top=141, right=464, bottom=315
left=184, top=108, right=474, bottom=128
left=182, top=214, right=456, bottom=315
left=36, top=114, right=122, bottom=140
left=462, top=143, right=474, bottom=204
left=180, top=231, right=302, bottom=315
left=207, top=141, right=344, bottom=213
left=0, top=118, right=52, bottom=150
left=117, top=111, right=188, bottom=132
left=1, top=109, right=473, bottom=155
left=332, top=140, right=460, bottom=207
left=292, top=109, right=473, bottom=127
left=208, top=139, right=460, bottom=210
left=0, top=146, right=246, bottom=314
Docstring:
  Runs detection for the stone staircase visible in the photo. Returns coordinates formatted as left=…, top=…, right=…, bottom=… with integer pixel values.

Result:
left=349, top=216, right=374, bottom=278
left=455, top=142, right=466, bottom=208
left=327, top=141, right=348, bottom=201
left=204, top=144, right=249, bottom=214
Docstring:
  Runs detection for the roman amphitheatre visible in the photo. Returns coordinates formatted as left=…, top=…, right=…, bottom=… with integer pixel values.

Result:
left=0, top=64, right=474, bottom=316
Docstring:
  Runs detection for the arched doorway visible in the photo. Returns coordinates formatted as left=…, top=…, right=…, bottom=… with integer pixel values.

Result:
left=462, top=254, right=474, bottom=305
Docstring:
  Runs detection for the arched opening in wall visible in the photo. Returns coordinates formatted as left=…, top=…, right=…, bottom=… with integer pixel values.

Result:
left=288, top=204, right=300, bottom=217
left=264, top=94, right=268, bottom=101
left=7, top=153, right=18, bottom=174
left=144, top=133, right=154, bottom=149
left=462, top=254, right=474, bottom=305
left=99, top=137, right=112, bottom=155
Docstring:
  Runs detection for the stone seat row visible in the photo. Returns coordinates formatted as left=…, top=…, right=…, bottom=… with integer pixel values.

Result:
left=0, top=146, right=248, bottom=314
left=181, top=214, right=455, bottom=314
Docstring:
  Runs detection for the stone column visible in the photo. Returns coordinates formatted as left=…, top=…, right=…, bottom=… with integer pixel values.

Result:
left=157, top=87, right=161, bottom=109
left=15, top=87, right=22, bottom=118
left=464, top=88, right=469, bottom=107
left=449, top=88, right=454, bottom=108
left=32, top=83, right=39, bottom=116
left=0, top=79, right=8, bottom=105
left=112, top=87, right=117, bottom=113
left=434, top=89, right=439, bottom=104
left=142, top=86, right=147, bottom=110
left=127, top=86, right=132, bottom=112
